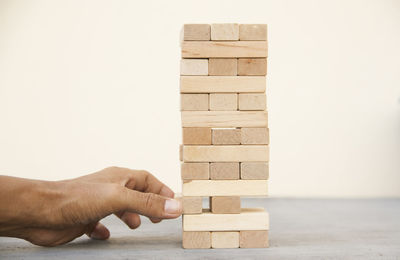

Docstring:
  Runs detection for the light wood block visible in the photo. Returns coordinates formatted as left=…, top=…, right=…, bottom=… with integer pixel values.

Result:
left=210, top=162, right=239, bottom=180
left=182, top=180, right=268, bottom=196
left=240, top=230, right=269, bottom=248
left=240, top=162, right=269, bottom=180
left=180, top=76, right=266, bottom=93
left=182, top=24, right=211, bottom=41
left=181, top=162, right=209, bottom=180
left=182, top=196, right=202, bottom=214
left=241, top=127, right=269, bottom=144
left=211, top=232, right=239, bottom=248
left=238, top=94, right=266, bottom=111
left=210, top=196, right=241, bottom=214
left=180, top=59, right=208, bottom=75
left=211, top=23, right=239, bottom=41
left=181, top=94, right=209, bottom=111
left=179, top=144, right=183, bottom=161
left=182, top=145, right=269, bottom=162
left=182, top=41, right=268, bottom=58
left=209, top=94, right=237, bottom=111
left=238, top=58, right=267, bottom=76
left=239, top=24, right=267, bottom=41
left=208, top=58, right=237, bottom=76
left=183, top=208, right=269, bottom=231
left=212, top=128, right=241, bottom=145
left=182, top=231, right=211, bottom=249
left=181, top=111, right=268, bottom=128
left=182, top=127, right=211, bottom=145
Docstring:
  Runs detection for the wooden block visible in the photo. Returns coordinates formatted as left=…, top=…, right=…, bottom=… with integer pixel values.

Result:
left=180, top=76, right=266, bottom=93
left=208, top=58, right=237, bottom=76
left=239, top=24, right=267, bottom=41
left=183, top=208, right=269, bottom=231
left=209, top=94, right=237, bottom=111
left=182, top=145, right=268, bottom=162
left=182, top=196, right=202, bottom=214
left=182, top=41, right=268, bottom=58
left=179, top=144, right=183, bottom=161
left=181, top=111, right=268, bottom=128
left=238, top=58, right=267, bottom=76
left=210, top=196, right=241, bottom=213
left=182, top=127, right=211, bottom=145
left=240, top=162, right=269, bottom=180
left=181, top=94, right=209, bottom=111
left=182, top=231, right=211, bottom=249
left=240, top=230, right=269, bottom=248
left=183, top=24, right=211, bottom=41
left=238, top=94, right=266, bottom=111
left=181, top=162, right=209, bottom=180
left=211, top=232, right=239, bottom=248
left=212, top=128, right=241, bottom=145
left=241, top=127, right=269, bottom=144
left=211, top=23, right=239, bottom=41
left=180, top=59, right=208, bottom=75
left=182, top=180, right=268, bottom=196
left=210, top=162, right=239, bottom=180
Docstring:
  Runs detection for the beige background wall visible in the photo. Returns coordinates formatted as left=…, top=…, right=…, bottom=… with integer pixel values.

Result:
left=0, top=0, right=399, bottom=197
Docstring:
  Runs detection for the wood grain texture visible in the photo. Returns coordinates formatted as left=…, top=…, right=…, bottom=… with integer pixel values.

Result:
left=211, top=23, right=239, bottom=41
left=238, top=93, right=266, bottom=111
left=239, top=24, right=267, bottom=41
left=180, top=59, right=208, bottom=75
left=182, top=180, right=268, bottom=196
left=181, top=162, right=209, bottom=180
left=210, top=196, right=241, bottom=214
left=182, top=24, right=211, bottom=41
left=211, top=232, right=239, bottom=248
left=240, top=162, right=269, bottom=180
left=181, top=94, right=209, bottom=111
left=238, top=58, right=267, bottom=76
left=182, top=231, right=211, bottom=249
left=209, top=93, right=237, bottom=111
left=182, top=196, right=203, bottom=214
left=239, top=230, right=269, bottom=248
left=180, top=76, right=266, bottom=93
left=212, top=128, right=241, bottom=145
left=208, top=58, right=237, bottom=76
left=241, top=127, right=269, bottom=144
left=182, top=127, right=212, bottom=145
left=210, top=162, right=239, bottom=180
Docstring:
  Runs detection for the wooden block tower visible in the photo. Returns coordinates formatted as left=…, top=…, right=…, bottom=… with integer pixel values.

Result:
left=179, top=23, right=269, bottom=249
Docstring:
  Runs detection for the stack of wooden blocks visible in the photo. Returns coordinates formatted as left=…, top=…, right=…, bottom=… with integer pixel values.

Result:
left=179, top=23, right=269, bottom=249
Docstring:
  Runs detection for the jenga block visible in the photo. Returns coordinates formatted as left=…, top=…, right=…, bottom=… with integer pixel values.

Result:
left=239, top=24, right=267, bottom=41
left=181, top=111, right=268, bottom=128
left=182, top=145, right=268, bottom=162
left=181, top=94, right=209, bottom=111
left=182, top=24, right=211, bottom=41
left=179, top=144, right=183, bottom=161
left=238, top=94, right=266, bottom=111
left=209, top=94, right=237, bottom=111
left=182, top=231, right=211, bottom=249
left=210, top=196, right=241, bottom=213
left=180, top=76, right=266, bottom=93
left=208, top=58, right=237, bottom=76
left=182, top=196, right=203, bottom=214
left=183, top=208, right=269, bottom=231
left=182, top=127, right=212, bottom=145
left=240, top=162, right=269, bottom=180
left=211, top=232, right=239, bottom=248
left=181, top=162, right=209, bottom=180
left=211, top=23, right=239, bottom=41
left=180, top=59, right=208, bottom=75
left=210, top=162, right=239, bottom=180
left=238, top=58, right=267, bottom=76
left=241, top=127, right=269, bottom=144
left=212, top=128, right=241, bottom=145
left=239, top=230, right=269, bottom=248
left=182, top=180, right=268, bottom=196
left=182, top=41, right=268, bottom=58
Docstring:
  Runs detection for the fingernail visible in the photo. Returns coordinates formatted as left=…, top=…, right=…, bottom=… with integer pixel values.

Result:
left=164, top=199, right=182, bottom=214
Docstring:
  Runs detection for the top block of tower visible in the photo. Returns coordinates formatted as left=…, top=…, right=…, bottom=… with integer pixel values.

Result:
left=182, top=24, right=211, bottom=41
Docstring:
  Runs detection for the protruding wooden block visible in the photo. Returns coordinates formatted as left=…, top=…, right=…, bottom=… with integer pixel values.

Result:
left=212, top=128, right=241, bottom=145
left=180, top=59, right=208, bottom=75
left=180, top=76, right=266, bottom=93
left=183, top=24, right=211, bottom=41
left=210, top=162, right=239, bottom=180
left=239, top=24, right=267, bottom=41
left=182, top=41, right=268, bottom=58
left=211, top=232, right=239, bottom=248
left=239, top=230, right=269, bottom=248
left=208, top=58, right=237, bottom=76
left=211, top=23, right=239, bottom=41
left=238, top=58, right=267, bottom=76
left=182, top=196, right=203, bottom=214
left=240, top=162, right=269, bottom=180
left=182, top=231, right=211, bottom=249
left=241, top=127, right=269, bottom=144
left=181, top=94, right=209, bottom=111
left=182, top=180, right=268, bottom=196
left=210, top=196, right=241, bottom=213
left=182, top=127, right=211, bottom=145
left=238, top=94, right=266, bottom=111
left=209, top=94, right=237, bottom=111
left=181, top=162, right=209, bottom=180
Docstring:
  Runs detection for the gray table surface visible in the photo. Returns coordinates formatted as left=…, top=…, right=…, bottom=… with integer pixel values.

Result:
left=0, top=198, right=399, bottom=259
